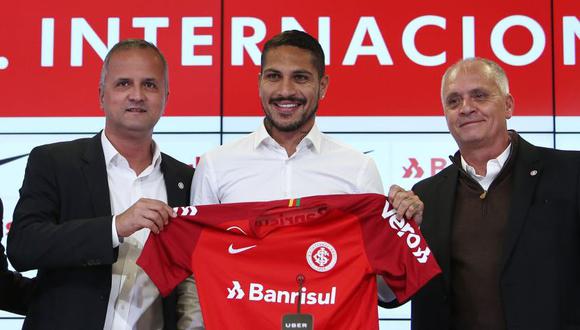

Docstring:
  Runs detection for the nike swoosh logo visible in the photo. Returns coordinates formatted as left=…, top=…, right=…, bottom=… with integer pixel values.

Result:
left=0, top=153, right=29, bottom=166
left=228, top=244, right=256, bottom=254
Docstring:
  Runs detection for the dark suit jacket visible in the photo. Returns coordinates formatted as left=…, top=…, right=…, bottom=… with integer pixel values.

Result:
left=1, top=198, right=35, bottom=315
left=7, top=133, right=194, bottom=330
left=411, top=134, right=580, bottom=330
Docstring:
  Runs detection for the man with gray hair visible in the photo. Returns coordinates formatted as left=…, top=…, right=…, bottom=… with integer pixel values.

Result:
left=8, top=39, right=195, bottom=330
left=411, top=57, right=580, bottom=329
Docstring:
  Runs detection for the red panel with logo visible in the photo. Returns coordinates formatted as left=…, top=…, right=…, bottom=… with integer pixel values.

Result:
left=222, top=0, right=557, bottom=116
left=0, top=0, right=220, bottom=117
left=0, top=1, right=577, bottom=118
left=554, top=1, right=579, bottom=116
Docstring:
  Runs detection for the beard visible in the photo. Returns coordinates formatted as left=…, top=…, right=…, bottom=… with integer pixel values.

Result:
left=263, top=97, right=318, bottom=132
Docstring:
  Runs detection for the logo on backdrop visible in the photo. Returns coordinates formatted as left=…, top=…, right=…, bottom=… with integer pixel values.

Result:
left=0, top=154, right=29, bottom=167
left=402, top=157, right=449, bottom=179
left=402, top=158, right=424, bottom=178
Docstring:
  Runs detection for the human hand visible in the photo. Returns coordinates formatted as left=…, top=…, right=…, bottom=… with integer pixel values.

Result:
left=115, top=198, right=176, bottom=237
left=387, top=185, right=424, bottom=225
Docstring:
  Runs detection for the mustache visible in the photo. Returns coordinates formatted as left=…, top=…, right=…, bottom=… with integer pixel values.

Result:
left=126, top=102, right=146, bottom=108
left=269, top=96, right=306, bottom=104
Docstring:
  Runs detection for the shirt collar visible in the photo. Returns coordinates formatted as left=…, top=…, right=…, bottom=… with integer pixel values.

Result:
left=101, top=132, right=162, bottom=169
left=461, top=142, right=512, bottom=179
left=253, top=120, right=322, bottom=153
left=101, top=132, right=119, bottom=166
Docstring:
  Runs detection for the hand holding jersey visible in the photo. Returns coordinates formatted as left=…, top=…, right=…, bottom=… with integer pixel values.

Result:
left=115, top=198, right=176, bottom=237
left=138, top=193, right=441, bottom=329
left=388, top=184, right=424, bottom=225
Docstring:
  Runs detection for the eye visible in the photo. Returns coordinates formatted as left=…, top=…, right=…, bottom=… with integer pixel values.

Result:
left=294, top=74, right=309, bottom=83
left=264, top=72, right=281, bottom=81
left=144, top=81, right=158, bottom=89
left=115, top=79, right=130, bottom=87
left=471, top=90, right=489, bottom=101
left=445, top=95, right=461, bottom=109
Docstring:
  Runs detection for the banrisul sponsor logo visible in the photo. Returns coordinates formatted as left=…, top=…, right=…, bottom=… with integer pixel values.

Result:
left=226, top=281, right=336, bottom=305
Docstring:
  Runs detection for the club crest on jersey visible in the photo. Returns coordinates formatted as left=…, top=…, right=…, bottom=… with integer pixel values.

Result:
left=306, top=241, right=337, bottom=272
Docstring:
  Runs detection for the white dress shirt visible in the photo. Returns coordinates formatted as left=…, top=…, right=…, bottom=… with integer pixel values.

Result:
left=461, top=143, right=512, bottom=191
left=101, top=133, right=166, bottom=330
left=192, top=122, right=384, bottom=205
left=190, top=122, right=393, bottom=322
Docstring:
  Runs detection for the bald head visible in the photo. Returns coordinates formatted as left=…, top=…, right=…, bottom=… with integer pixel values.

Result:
left=441, top=57, right=509, bottom=103
left=100, top=39, right=169, bottom=99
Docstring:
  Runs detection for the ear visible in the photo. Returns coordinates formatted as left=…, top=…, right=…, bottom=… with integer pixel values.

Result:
left=258, top=72, right=263, bottom=98
left=162, top=91, right=169, bottom=114
left=505, top=93, right=514, bottom=119
left=99, top=88, right=104, bottom=110
left=319, top=75, right=329, bottom=99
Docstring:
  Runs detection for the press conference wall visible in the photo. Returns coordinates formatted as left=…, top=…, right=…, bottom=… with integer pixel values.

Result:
left=0, top=0, right=578, bottom=328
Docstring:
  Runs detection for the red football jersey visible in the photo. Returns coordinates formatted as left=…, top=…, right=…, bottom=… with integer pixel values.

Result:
left=138, top=193, right=441, bottom=329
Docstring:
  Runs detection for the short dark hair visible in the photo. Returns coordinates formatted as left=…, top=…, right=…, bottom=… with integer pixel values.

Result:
left=261, top=30, right=326, bottom=78
left=99, top=39, right=169, bottom=97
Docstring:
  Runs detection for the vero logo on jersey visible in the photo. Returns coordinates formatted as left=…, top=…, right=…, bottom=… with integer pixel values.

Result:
left=382, top=201, right=431, bottom=264
left=226, top=281, right=337, bottom=305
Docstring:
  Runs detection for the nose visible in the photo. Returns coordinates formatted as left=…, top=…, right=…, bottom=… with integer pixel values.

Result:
left=128, top=86, right=145, bottom=102
left=277, top=77, right=297, bottom=97
left=459, top=97, right=476, bottom=114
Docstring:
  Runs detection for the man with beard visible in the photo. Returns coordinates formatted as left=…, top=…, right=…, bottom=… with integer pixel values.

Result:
left=190, top=30, right=424, bottom=326
left=192, top=30, right=421, bottom=213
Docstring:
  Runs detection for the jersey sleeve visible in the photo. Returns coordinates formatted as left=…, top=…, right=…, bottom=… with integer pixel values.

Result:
left=137, top=208, right=201, bottom=297
left=360, top=197, right=441, bottom=304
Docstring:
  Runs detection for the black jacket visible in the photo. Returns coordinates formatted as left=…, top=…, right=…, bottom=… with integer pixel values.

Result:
left=0, top=197, right=35, bottom=315
left=411, top=134, right=580, bottom=330
left=7, top=133, right=194, bottom=330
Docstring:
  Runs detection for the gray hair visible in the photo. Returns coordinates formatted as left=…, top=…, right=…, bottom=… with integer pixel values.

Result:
left=99, top=39, right=169, bottom=98
left=441, top=57, right=510, bottom=100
